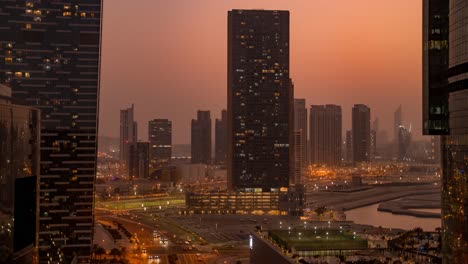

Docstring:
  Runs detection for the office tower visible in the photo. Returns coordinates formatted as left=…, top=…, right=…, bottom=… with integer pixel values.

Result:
left=128, top=142, right=150, bottom=178
left=397, top=125, right=412, bottom=161
left=293, top=99, right=307, bottom=183
left=120, top=104, right=137, bottom=161
left=0, top=2, right=103, bottom=262
left=372, top=118, right=379, bottom=133
left=370, top=130, right=377, bottom=159
left=346, top=130, right=353, bottom=163
left=423, top=1, right=466, bottom=262
left=191, top=110, right=211, bottom=164
left=0, top=85, right=39, bottom=263
left=148, top=119, right=172, bottom=165
left=352, top=104, right=371, bottom=163
left=309, top=105, right=342, bottom=165
left=215, top=110, right=228, bottom=165
left=292, top=131, right=302, bottom=184
left=228, top=9, right=292, bottom=191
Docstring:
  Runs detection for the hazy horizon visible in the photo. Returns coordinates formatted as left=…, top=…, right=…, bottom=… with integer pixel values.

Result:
left=100, top=0, right=423, bottom=144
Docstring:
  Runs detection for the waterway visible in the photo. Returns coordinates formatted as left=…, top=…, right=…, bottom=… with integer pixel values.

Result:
left=345, top=204, right=441, bottom=231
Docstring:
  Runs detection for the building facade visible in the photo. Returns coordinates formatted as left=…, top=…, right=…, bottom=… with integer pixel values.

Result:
left=148, top=119, right=172, bottom=165
left=120, top=104, right=137, bottom=161
left=0, top=85, right=40, bottom=263
left=128, top=142, right=150, bottom=179
left=352, top=104, right=371, bottom=163
left=293, top=99, right=307, bottom=183
left=0, top=1, right=103, bottom=262
left=215, top=110, right=227, bottom=165
left=191, top=110, right=211, bottom=164
left=423, top=0, right=467, bottom=262
left=228, top=9, right=292, bottom=191
left=345, top=130, right=353, bottom=163
left=309, top=105, right=342, bottom=165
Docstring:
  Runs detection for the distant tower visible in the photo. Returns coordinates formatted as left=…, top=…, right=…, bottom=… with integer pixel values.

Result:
left=346, top=130, right=353, bottom=162
left=394, top=105, right=402, bottom=142
left=128, top=142, right=150, bottom=178
left=352, top=104, right=371, bottom=163
left=293, top=99, right=308, bottom=183
left=397, top=125, right=412, bottom=161
left=215, top=110, right=228, bottom=165
left=148, top=119, right=172, bottom=165
left=120, top=104, right=138, bottom=161
left=191, top=110, right=211, bottom=164
left=228, top=9, right=292, bottom=191
left=309, top=105, right=342, bottom=165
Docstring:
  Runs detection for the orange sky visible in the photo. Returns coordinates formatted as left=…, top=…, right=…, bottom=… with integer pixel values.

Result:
left=100, top=0, right=423, bottom=144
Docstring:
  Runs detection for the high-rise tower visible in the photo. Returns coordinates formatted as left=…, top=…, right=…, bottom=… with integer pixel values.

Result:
left=352, top=104, right=371, bottom=163
left=309, top=105, right=342, bottom=165
left=191, top=110, right=211, bottom=164
left=0, top=1, right=103, bottom=262
left=228, top=9, right=292, bottom=191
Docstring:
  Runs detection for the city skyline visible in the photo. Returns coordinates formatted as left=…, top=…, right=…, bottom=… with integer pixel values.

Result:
left=99, top=0, right=423, bottom=144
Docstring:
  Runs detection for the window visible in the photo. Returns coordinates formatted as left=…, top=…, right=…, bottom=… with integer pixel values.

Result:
left=63, top=11, right=72, bottom=17
left=25, top=23, right=32, bottom=29
left=15, top=72, right=23, bottom=77
left=4, top=57, right=12, bottom=63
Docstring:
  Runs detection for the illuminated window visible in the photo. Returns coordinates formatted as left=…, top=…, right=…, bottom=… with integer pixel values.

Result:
left=63, top=11, right=72, bottom=17
left=15, top=72, right=23, bottom=77
left=26, top=9, right=33, bottom=14
left=26, top=2, right=34, bottom=8
left=34, top=10, right=41, bottom=15
left=25, top=23, right=32, bottom=29
left=4, top=57, right=12, bottom=63
left=24, top=72, right=30, bottom=78
left=64, top=5, right=71, bottom=10
left=80, top=12, right=86, bottom=17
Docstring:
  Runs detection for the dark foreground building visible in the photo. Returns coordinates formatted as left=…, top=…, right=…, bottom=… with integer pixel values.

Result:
left=0, top=85, right=40, bottom=263
left=423, top=0, right=467, bottom=263
left=228, top=9, right=293, bottom=191
left=0, top=1, right=103, bottom=262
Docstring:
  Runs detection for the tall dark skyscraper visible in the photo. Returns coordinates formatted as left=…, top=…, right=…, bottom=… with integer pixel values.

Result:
left=293, top=99, right=307, bottom=183
left=309, top=105, right=342, bottom=165
left=128, top=141, right=150, bottom=178
left=120, top=104, right=137, bottom=161
left=215, top=110, right=227, bottom=165
left=191, top=110, right=211, bottom=164
left=345, top=130, right=353, bottom=163
left=423, top=1, right=467, bottom=262
left=228, top=9, right=292, bottom=191
left=397, top=125, right=411, bottom=161
left=0, top=1, right=103, bottom=262
left=352, top=104, right=371, bottom=163
left=148, top=119, right=172, bottom=165
left=0, top=85, right=39, bottom=263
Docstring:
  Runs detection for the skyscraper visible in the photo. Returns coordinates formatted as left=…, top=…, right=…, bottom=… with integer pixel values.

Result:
left=293, top=99, right=307, bottom=182
left=352, top=104, right=371, bottom=163
left=309, top=105, right=342, bottom=165
left=215, top=110, right=228, bottom=165
left=228, top=9, right=292, bottom=191
left=120, top=104, right=137, bottom=161
left=423, top=1, right=467, bottom=262
left=346, top=130, right=353, bottom=163
left=148, top=119, right=172, bottom=165
left=394, top=105, right=403, bottom=142
left=0, top=85, right=39, bottom=263
left=370, top=130, right=377, bottom=160
left=397, top=125, right=411, bottom=161
left=0, top=1, right=103, bottom=262
left=128, top=142, right=150, bottom=178
left=191, top=110, right=211, bottom=164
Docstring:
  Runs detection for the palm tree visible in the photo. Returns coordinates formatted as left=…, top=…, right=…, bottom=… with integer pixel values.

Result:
left=94, top=246, right=106, bottom=260
left=110, top=247, right=120, bottom=259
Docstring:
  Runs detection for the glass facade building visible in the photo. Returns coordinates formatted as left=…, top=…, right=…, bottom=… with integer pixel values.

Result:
left=309, top=105, right=342, bottom=166
left=0, top=88, right=40, bottom=263
left=423, top=0, right=467, bottom=263
left=352, top=104, right=370, bottom=163
left=191, top=110, right=211, bottom=164
left=227, top=9, right=292, bottom=191
left=148, top=119, right=172, bottom=165
left=215, top=110, right=227, bottom=165
left=0, top=1, right=103, bottom=262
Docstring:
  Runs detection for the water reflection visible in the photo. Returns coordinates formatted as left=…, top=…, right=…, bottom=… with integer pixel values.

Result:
left=345, top=204, right=441, bottom=231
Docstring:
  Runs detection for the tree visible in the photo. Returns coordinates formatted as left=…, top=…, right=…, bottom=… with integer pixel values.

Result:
left=110, top=248, right=120, bottom=259
left=94, top=245, right=106, bottom=260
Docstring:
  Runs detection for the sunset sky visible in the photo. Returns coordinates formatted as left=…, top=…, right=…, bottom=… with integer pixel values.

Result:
left=100, top=0, right=423, bottom=144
